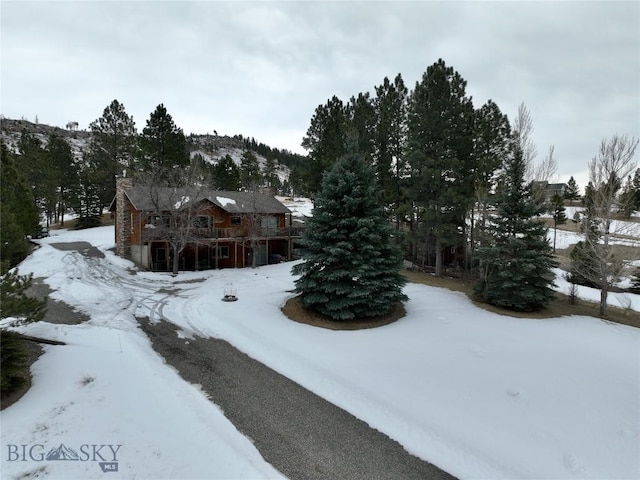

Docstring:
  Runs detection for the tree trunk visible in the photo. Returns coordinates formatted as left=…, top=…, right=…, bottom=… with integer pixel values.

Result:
left=435, top=238, right=443, bottom=277
left=172, top=245, right=180, bottom=275
left=252, top=240, right=257, bottom=268
left=599, top=286, right=608, bottom=317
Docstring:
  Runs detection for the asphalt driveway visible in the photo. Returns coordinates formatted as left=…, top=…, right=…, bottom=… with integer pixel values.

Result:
left=139, top=319, right=456, bottom=480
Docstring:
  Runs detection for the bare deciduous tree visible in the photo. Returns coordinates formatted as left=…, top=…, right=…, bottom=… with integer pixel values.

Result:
left=574, top=134, right=639, bottom=316
left=137, top=163, right=212, bottom=274
left=513, top=102, right=537, bottom=180
left=535, top=145, right=558, bottom=183
left=530, top=145, right=559, bottom=209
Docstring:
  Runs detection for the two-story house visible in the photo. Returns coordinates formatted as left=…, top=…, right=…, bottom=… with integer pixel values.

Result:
left=110, top=177, right=301, bottom=271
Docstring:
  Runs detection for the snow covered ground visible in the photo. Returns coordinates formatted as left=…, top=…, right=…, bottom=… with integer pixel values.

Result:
left=1, top=224, right=639, bottom=479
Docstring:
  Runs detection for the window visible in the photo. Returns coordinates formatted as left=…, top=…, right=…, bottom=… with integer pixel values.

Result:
left=230, top=216, right=242, bottom=226
left=193, top=216, right=211, bottom=229
left=213, top=246, right=230, bottom=259
left=261, top=216, right=278, bottom=235
left=261, top=217, right=278, bottom=229
left=148, top=214, right=170, bottom=228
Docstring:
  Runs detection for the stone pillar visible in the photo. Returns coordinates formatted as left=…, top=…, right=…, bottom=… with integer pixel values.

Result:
left=115, top=176, right=133, bottom=258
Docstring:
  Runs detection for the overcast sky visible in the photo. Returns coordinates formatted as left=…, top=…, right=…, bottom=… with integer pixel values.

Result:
left=2, top=1, right=638, bottom=188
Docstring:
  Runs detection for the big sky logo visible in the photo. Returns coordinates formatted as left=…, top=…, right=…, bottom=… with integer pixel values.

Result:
left=6, top=442, right=122, bottom=473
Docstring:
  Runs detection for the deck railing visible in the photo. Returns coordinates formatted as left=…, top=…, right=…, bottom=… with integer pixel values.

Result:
left=143, top=226, right=304, bottom=241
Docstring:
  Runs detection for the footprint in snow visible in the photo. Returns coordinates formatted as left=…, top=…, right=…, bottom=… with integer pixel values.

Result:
left=563, top=453, right=587, bottom=475
left=506, top=388, right=524, bottom=400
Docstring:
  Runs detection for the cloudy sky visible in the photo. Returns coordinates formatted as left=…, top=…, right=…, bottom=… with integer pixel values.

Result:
left=2, top=1, right=638, bottom=188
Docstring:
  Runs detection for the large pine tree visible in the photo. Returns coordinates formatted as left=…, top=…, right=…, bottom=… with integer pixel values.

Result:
left=88, top=99, right=137, bottom=211
left=212, top=154, right=241, bottom=190
left=372, top=74, right=408, bottom=231
left=138, top=104, right=189, bottom=175
left=471, top=100, right=511, bottom=252
left=292, top=154, right=407, bottom=321
left=473, top=143, right=558, bottom=312
left=1, top=142, right=40, bottom=272
left=301, top=96, right=350, bottom=194
left=406, top=59, right=475, bottom=275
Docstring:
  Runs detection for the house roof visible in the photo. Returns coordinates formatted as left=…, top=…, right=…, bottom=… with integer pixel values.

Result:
left=117, top=186, right=291, bottom=215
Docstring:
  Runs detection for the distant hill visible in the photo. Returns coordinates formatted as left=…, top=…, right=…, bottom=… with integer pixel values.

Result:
left=0, top=117, right=307, bottom=186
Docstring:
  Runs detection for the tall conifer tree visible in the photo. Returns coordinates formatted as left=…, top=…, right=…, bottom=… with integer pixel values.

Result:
left=88, top=99, right=137, bottom=210
left=406, top=59, right=475, bottom=275
left=0, top=142, right=40, bottom=272
left=46, top=134, right=77, bottom=226
left=301, top=96, right=349, bottom=194
left=373, top=74, right=408, bottom=231
left=138, top=104, right=189, bottom=176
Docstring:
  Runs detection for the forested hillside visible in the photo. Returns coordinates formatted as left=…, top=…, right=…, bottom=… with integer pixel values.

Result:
left=0, top=108, right=309, bottom=228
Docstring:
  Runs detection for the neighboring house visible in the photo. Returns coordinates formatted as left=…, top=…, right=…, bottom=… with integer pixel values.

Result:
left=110, top=177, right=302, bottom=271
left=532, top=181, right=567, bottom=201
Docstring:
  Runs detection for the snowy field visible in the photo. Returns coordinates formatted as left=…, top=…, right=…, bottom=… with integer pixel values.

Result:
left=1, top=224, right=639, bottom=479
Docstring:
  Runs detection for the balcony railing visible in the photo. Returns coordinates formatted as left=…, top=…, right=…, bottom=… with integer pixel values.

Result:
left=143, top=225, right=304, bottom=241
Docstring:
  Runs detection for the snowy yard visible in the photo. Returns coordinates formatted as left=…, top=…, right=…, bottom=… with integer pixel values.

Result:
left=1, top=225, right=639, bottom=479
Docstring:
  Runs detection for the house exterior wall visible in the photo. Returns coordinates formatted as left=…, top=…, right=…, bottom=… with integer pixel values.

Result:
left=115, top=177, right=133, bottom=258
left=131, top=244, right=149, bottom=269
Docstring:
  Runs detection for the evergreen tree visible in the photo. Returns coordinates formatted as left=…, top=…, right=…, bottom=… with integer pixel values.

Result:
left=564, top=176, right=580, bottom=203
left=18, top=130, right=55, bottom=224
left=301, top=96, right=349, bottom=194
left=473, top=143, right=558, bottom=312
left=550, top=193, right=567, bottom=252
left=618, top=174, right=636, bottom=218
left=632, top=168, right=640, bottom=211
left=0, top=270, right=46, bottom=324
left=1, top=330, right=28, bottom=396
left=46, top=134, right=77, bottom=226
left=262, top=155, right=279, bottom=193
left=68, top=152, right=103, bottom=229
left=292, top=154, right=407, bottom=321
left=372, top=74, right=408, bottom=231
left=1, top=270, right=47, bottom=397
left=212, top=155, right=241, bottom=191
left=0, top=142, right=40, bottom=272
left=630, top=269, right=640, bottom=294
left=347, top=91, right=376, bottom=164
left=88, top=99, right=137, bottom=211
left=138, top=104, right=189, bottom=174
left=240, top=150, right=262, bottom=190
left=568, top=181, right=602, bottom=288
left=472, top=100, right=511, bottom=251
left=406, top=59, right=475, bottom=275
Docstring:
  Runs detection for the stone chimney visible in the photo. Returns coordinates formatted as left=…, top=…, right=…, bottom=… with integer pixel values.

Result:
left=115, top=176, right=134, bottom=258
